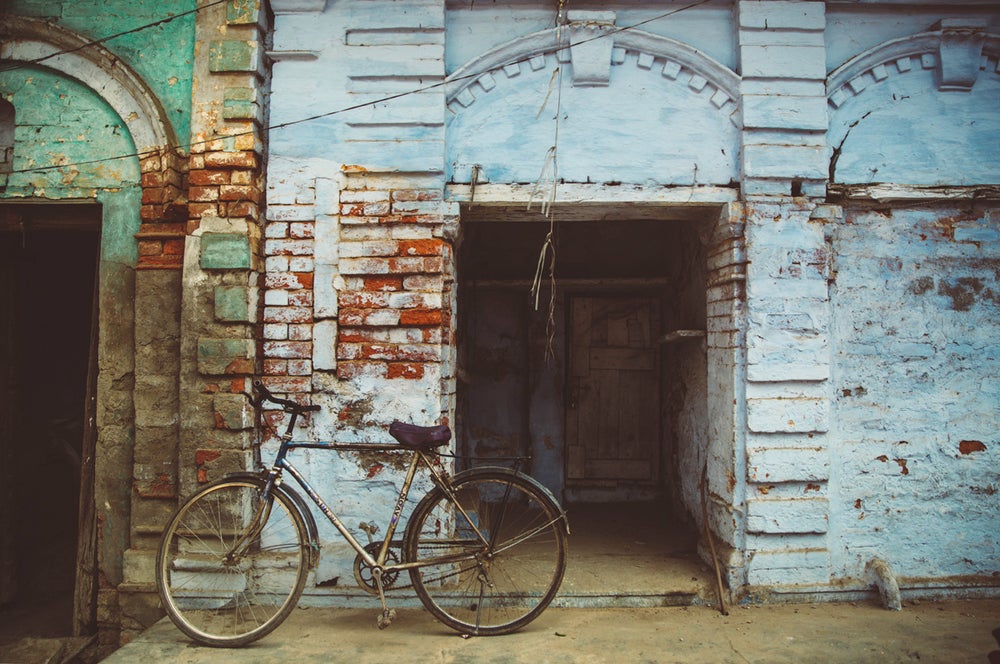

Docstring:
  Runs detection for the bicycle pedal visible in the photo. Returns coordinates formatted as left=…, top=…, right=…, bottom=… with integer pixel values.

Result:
left=376, top=608, right=396, bottom=629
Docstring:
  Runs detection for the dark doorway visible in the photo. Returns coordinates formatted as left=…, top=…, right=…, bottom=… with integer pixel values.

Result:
left=456, top=209, right=712, bottom=602
left=0, top=204, right=99, bottom=647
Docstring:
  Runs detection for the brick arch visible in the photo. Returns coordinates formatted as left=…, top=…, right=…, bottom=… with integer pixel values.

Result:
left=445, top=24, right=741, bottom=186
left=827, top=25, right=1000, bottom=186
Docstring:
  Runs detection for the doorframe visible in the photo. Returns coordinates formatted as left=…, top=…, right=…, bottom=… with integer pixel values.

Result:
left=449, top=193, right=747, bottom=573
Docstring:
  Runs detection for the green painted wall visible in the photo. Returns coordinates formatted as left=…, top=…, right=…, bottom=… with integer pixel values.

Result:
left=0, top=65, right=140, bottom=197
left=6, top=0, right=196, bottom=142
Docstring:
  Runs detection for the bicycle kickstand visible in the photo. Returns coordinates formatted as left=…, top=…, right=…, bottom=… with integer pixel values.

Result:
left=372, top=568, right=396, bottom=629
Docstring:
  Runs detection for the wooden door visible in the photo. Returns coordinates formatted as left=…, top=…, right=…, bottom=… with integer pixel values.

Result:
left=566, top=296, right=659, bottom=484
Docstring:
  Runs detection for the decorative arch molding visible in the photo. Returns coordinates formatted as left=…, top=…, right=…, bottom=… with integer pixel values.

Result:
left=828, top=23, right=1000, bottom=108
left=0, top=14, right=179, bottom=159
left=445, top=22, right=740, bottom=116
left=827, top=21, right=1000, bottom=188
left=444, top=17, right=741, bottom=186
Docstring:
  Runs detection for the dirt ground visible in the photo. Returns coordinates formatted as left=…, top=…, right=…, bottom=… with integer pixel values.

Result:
left=98, top=598, right=1000, bottom=664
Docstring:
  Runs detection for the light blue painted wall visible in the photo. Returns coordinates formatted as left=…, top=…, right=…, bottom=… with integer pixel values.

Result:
left=829, top=205, right=1000, bottom=581
left=267, top=0, right=1000, bottom=598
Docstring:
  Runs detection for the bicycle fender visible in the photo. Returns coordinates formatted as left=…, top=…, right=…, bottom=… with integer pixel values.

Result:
left=224, top=471, right=322, bottom=567
left=449, top=466, right=571, bottom=535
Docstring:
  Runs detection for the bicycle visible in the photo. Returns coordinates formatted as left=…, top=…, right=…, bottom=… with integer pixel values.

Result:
left=156, top=380, right=569, bottom=647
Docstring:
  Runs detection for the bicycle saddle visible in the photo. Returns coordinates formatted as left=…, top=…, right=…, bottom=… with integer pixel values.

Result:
left=388, top=421, right=452, bottom=450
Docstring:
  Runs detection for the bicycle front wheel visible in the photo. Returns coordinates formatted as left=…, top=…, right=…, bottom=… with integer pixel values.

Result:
left=405, top=469, right=568, bottom=635
left=156, top=477, right=309, bottom=647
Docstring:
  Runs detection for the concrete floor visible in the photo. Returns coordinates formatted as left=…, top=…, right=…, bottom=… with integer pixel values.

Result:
left=102, top=600, right=1000, bottom=663
left=556, top=502, right=713, bottom=607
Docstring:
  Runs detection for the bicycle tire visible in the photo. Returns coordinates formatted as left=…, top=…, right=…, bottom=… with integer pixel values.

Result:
left=404, top=468, right=567, bottom=635
left=156, top=477, right=309, bottom=647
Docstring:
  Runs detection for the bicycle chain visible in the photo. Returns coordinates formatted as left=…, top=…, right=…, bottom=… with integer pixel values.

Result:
left=356, top=543, right=480, bottom=594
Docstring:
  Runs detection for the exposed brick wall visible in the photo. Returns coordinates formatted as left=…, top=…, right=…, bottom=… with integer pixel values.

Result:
left=335, top=188, right=448, bottom=382
left=260, top=185, right=451, bottom=394
left=136, top=149, right=188, bottom=270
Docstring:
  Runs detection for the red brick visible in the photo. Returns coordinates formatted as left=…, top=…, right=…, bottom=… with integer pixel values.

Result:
left=337, top=361, right=387, bottom=380
left=137, top=255, right=183, bottom=270
left=339, top=329, right=381, bottom=343
left=140, top=155, right=162, bottom=173
left=188, top=203, right=219, bottom=218
left=397, top=239, right=443, bottom=257
left=265, top=272, right=313, bottom=290
left=189, top=169, right=231, bottom=185
left=196, top=449, right=222, bottom=465
left=364, top=276, right=403, bottom=291
left=142, top=187, right=164, bottom=205
left=264, top=359, right=288, bottom=375
left=391, top=190, right=441, bottom=202
left=263, top=340, right=312, bottom=359
left=141, top=171, right=164, bottom=188
left=189, top=186, right=219, bottom=202
left=163, top=239, right=185, bottom=255
left=138, top=240, right=162, bottom=256
left=339, top=291, right=389, bottom=308
left=220, top=185, right=257, bottom=201
left=400, top=309, right=442, bottom=326
left=227, top=201, right=259, bottom=218
left=204, top=151, right=258, bottom=169
left=261, top=376, right=312, bottom=394
left=264, top=306, right=312, bottom=323
left=140, top=204, right=161, bottom=222
left=388, top=362, right=424, bottom=379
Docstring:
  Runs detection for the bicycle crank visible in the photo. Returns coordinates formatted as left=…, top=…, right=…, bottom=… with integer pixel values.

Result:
left=353, top=541, right=400, bottom=594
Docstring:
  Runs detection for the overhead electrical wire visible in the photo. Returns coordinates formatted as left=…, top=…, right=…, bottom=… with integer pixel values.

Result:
left=5, top=0, right=714, bottom=176
left=0, top=0, right=229, bottom=74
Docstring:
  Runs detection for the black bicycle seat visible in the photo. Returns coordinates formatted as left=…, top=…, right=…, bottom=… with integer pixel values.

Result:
left=388, top=421, right=452, bottom=450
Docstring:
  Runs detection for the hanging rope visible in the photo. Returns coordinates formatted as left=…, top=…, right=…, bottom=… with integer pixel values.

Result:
left=526, top=0, right=567, bottom=363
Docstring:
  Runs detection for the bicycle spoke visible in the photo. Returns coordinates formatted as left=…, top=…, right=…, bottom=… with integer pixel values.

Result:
left=406, top=470, right=566, bottom=635
left=157, top=480, right=308, bottom=647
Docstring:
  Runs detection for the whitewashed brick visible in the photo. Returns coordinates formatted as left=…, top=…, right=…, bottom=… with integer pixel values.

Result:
left=739, top=1, right=825, bottom=31
left=267, top=203, right=315, bottom=222
left=312, top=320, right=337, bottom=371
left=265, top=289, right=290, bottom=306
left=747, top=497, right=829, bottom=534
left=264, top=323, right=288, bottom=340
left=746, top=547, right=830, bottom=586
left=289, top=257, right=315, bottom=272
left=747, top=397, right=829, bottom=433
left=743, top=143, right=828, bottom=179
left=741, top=45, right=826, bottom=80
left=748, top=447, right=829, bottom=483
left=742, top=95, right=827, bottom=131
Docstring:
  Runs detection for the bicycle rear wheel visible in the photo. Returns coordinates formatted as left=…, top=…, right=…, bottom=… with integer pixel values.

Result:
left=156, top=477, right=309, bottom=647
left=405, top=469, right=568, bottom=635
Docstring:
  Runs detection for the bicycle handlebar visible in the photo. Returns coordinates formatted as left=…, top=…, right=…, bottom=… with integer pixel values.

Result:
left=244, top=379, right=322, bottom=414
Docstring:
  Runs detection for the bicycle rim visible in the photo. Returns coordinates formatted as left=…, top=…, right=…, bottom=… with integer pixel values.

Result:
left=156, top=479, right=308, bottom=646
left=406, top=471, right=567, bottom=635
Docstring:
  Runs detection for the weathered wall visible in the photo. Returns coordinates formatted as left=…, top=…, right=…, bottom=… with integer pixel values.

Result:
left=5, top=0, right=196, bottom=141
left=829, top=204, right=1000, bottom=585
left=4, top=1, right=200, bottom=651
left=264, top=0, right=1000, bottom=606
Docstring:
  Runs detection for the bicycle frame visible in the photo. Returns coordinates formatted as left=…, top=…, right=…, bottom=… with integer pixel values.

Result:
left=252, top=407, right=494, bottom=579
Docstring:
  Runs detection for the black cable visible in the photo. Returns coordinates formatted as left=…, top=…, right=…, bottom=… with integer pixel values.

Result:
left=6, top=0, right=713, bottom=176
left=0, top=0, right=229, bottom=74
